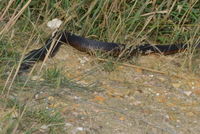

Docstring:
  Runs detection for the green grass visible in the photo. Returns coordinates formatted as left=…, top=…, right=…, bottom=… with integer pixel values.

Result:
left=41, top=67, right=96, bottom=90
left=43, top=67, right=64, bottom=88
left=0, top=0, right=200, bottom=133
left=24, top=109, right=64, bottom=125
left=0, top=96, right=65, bottom=134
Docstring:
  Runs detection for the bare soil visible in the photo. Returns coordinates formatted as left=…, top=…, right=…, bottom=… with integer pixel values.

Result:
left=12, top=45, right=200, bottom=134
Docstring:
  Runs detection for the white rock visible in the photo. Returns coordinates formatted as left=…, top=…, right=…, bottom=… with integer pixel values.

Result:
left=76, top=127, right=84, bottom=131
left=78, top=57, right=89, bottom=65
left=40, top=125, right=48, bottom=129
left=47, top=18, right=62, bottom=29
left=72, top=127, right=85, bottom=134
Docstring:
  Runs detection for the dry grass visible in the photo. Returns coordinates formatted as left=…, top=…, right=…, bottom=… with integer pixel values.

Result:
left=0, top=0, right=200, bottom=133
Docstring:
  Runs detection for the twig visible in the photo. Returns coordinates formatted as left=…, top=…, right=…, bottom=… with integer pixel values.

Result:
left=97, top=58, right=199, bottom=81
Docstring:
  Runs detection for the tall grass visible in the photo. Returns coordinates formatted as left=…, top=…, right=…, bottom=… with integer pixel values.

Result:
left=0, top=0, right=199, bottom=133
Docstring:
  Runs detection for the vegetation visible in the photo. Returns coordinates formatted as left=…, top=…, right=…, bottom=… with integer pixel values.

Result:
left=0, top=0, right=199, bottom=133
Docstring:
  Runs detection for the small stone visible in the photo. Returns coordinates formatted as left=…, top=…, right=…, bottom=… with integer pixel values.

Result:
left=47, top=18, right=62, bottom=29
left=41, top=125, right=48, bottom=129
left=76, top=127, right=84, bottom=131
left=133, top=100, right=142, bottom=106
left=149, top=74, right=154, bottom=77
left=78, top=57, right=89, bottom=65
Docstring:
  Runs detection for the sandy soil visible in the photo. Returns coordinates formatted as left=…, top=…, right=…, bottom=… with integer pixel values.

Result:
left=15, top=45, right=200, bottom=134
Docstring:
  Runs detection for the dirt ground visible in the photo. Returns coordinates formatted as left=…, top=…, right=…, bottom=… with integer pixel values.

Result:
left=16, top=45, right=200, bottom=134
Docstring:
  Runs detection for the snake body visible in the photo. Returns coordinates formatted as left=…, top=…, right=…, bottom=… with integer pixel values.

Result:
left=19, top=31, right=199, bottom=72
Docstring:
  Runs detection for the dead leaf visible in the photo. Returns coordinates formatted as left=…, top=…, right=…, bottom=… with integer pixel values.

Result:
left=93, top=96, right=105, bottom=102
left=72, top=104, right=80, bottom=110
left=166, top=102, right=176, bottom=107
left=193, top=89, right=200, bottom=95
left=156, top=95, right=167, bottom=103
left=172, top=83, right=181, bottom=88
left=186, top=112, right=194, bottom=117
left=119, top=116, right=125, bottom=121
left=135, top=68, right=143, bottom=73
left=106, top=90, right=125, bottom=98
left=168, top=113, right=177, bottom=121
left=183, top=91, right=192, bottom=96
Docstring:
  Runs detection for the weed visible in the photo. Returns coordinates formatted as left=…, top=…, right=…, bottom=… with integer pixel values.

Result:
left=0, top=0, right=199, bottom=133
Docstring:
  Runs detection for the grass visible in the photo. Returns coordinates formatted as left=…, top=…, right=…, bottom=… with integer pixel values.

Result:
left=0, top=0, right=200, bottom=133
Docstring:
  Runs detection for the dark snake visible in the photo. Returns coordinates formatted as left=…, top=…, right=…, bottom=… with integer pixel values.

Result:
left=19, top=30, right=200, bottom=73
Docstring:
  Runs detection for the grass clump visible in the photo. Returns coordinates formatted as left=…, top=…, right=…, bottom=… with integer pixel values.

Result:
left=0, top=0, right=199, bottom=133
left=42, top=67, right=64, bottom=88
left=24, top=109, right=64, bottom=124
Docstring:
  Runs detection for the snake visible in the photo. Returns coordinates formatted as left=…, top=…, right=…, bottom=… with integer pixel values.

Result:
left=19, top=30, right=199, bottom=73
